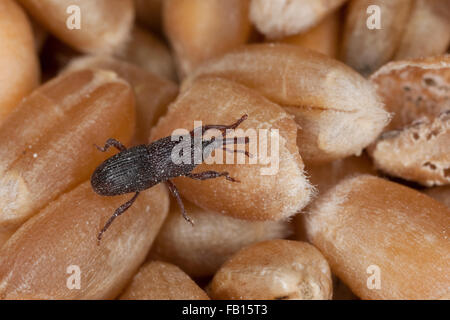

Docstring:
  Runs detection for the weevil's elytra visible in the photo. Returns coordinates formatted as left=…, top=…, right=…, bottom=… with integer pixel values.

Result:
left=91, top=114, right=249, bottom=241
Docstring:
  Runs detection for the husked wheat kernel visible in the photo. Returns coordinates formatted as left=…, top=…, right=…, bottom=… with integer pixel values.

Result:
left=18, top=0, right=134, bottom=54
left=370, top=55, right=450, bottom=131
left=186, top=44, right=390, bottom=163
left=151, top=76, right=313, bottom=221
left=304, top=175, right=450, bottom=299
left=277, top=10, right=341, bottom=58
left=0, top=0, right=40, bottom=124
left=64, top=56, right=178, bottom=144
left=150, top=199, right=292, bottom=277
left=209, top=239, right=333, bottom=300
left=341, top=0, right=413, bottom=76
left=120, top=261, right=209, bottom=300
left=370, top=55, right=450, bottom=127
left=297, top=155, right=375, bottom=300
left=0, top=70, right=135, bottom=240
left=369, top=56, right=450, bottom=186
left=163, top=0, right=251, bottom=78
left=370, top=112, right=450, bottom=186
left=0, top=182, right=169, bottom=299
left=395, top=0, right=450, bottom=60
left=116, top=26, right=177, bottom=81
left=250, top=0, right=346, bottom=39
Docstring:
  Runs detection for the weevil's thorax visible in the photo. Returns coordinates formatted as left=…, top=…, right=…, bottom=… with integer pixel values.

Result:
left=146, top=135, right=199, bottom=178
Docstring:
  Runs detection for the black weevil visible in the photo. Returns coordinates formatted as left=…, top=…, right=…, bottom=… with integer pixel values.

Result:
left=91, top=114, right=249, bottom=241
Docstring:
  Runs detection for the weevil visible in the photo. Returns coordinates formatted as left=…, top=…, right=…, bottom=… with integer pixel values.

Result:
left=91, top=114, right=249, bottom=241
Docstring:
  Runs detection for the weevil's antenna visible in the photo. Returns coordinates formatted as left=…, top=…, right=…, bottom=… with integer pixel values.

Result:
left=229, top=114, right=248, bottom=129
left=193, top=114, right=249, bottom=137
left=219, top=114, right=248, bottom=138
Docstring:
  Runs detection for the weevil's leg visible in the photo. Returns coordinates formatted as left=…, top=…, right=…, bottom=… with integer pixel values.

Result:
left=166, top=180, right=194, bottom=225
left=97, top=192, right=140, bottom=242
left=187, top=170, right=240, bottom=183
left=94, top=138, right=127, bottom=153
